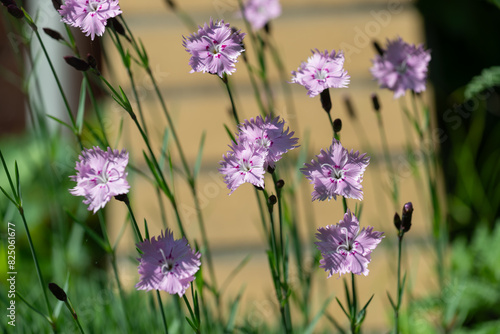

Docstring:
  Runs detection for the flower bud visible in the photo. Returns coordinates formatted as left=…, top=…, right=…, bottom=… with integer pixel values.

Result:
left=401, top=202, right=413, bottom=232
left=114, top=193, right=129, bottom=204
left=48, top=283, right=68, bottom=302
left=64, top=56, right=90, bottom=71
left=372, top=40, right=385, bottom=56
left=7, top=4, right=23, bottom=19
left=51, top=0, right=62, bottom=11
left=371, top=93, right=381, bottom=112
left=109, top=17, right=126, bottom=37
left=267, top=165, right=275, bottom=174
left=0, top=0, right=16, bottom=7
left=268, top=195, right=277, bottom=206
left=320, top=88, right=332, bottom=114
left=275, top=179, right=284, bottom=189
left=343, top=94, right=356, bottom=119
left=333, top=118, right=342, bottom=133
left=394, top=212, right=402, bottom=231
left=43, top=28, right=64, bottom=41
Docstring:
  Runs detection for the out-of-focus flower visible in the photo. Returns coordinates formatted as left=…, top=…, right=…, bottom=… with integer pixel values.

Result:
left=301, top=139, right=369, bottom=201
left=238, top=116, right=298, bottom=169
left=316, top=210, right=384, bottom=277
left=239, top=0, right=281, bottom=31
left=70, top=147, right=129, bottom=213
left=136, top=230, right=201, bottom=296
left=58, top=0, right=122, bottom=41
left=370, top=37, right=431, bottom=98
left=291, top=49, right=350, bottom=97
left=219, top=142, right=266, bottom=194
left=183, top=19, right=245, bottom=78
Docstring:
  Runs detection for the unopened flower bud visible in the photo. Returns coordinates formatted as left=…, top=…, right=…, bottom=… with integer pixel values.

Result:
left=267, top=165, right=275, bottom=174
left=394, top=212, right=402, bottom=231
left=87, top=54, right=97, bottom=69
left=371, top=93, right=381, bottom=112
left=401, top=202, right=413, bottom=232
left=48, top=283, right=68, bottom=302
left=0, top=0, right=16, bottom=7
left=43, top=28, right=64, bottom=41
left=343, top=94, right=356, bottom=119
left=64, top=56, right=90, bottom=71
left=372, top=40, right=384, bottom=56
left=268, top=195, right=277, bottom=206
left=254, top=185, right=264, bottom=191
left=7, top=4, right=23, bottom=19
left=109, top=17, right=126, bottom=37
left=114, top=193, right=129, bottom=204
left=275, top=179, right=284, bottom=189
left=320, top=89, right=332, bottom=114
left=333, top=118, right=342, bottom=133
left=51, top=0, right=62, bottom=11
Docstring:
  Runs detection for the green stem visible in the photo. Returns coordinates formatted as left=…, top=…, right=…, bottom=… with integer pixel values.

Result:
left=156, top=290, right=169, bottom=334
left=394, top=234, right=403, bottom=334
left=124, top=199, right=143, bottom=242
left=110, top=254, right=132, bottom=331
left=222, top=76, right=241, bottom=125
left=351, top=273, right=358, bottom=334
left=376, top=112, right=399, bottom=209
left=65, top=299, right=85, bottom=334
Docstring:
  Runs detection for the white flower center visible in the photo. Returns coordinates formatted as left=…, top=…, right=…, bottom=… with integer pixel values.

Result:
left=238, top=157, right=254, bottom=173
left=88, top=0, right=106, bottom=12
left=314, top=68, right=329, bottom=81
left=255, top=132, right=272, bottom=149
left=203, top=36, right=225, bottom=57
left=336, top=227, right=362, bottom=255
left=321, top=163, right=345, bottom=182
left=94, top=161, right=119, bottom=185
left=159, top=249, right=175, bottom=275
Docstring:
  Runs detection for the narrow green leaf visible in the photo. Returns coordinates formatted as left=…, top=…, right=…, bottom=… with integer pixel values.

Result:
left=220, top=255, right=251, bottom=296
left=14, top=162, right=21, bottom=207
left=343, top=278, right=351, bottom=312
left=46, top=115, right=73, bottom=130
left=193, top=131, right=206, bottom=181
left=185, top=317, right=198, bottom=332
left=65, top=210, right=110, bottom=252
left=359, top=294, right=375, bottom=314
left=303, top=294, right=335, bottom=334
left=387, top=291, right=396, bottom=310
left=225, top=288, right=244, bottom=332
left=336, top=297, right=349, bottom=318
left=16, top=292, right=51, bottom=323
left=76, top=76, right=87, bottom=134
left=0, top=151, right=18, bottom=202
left=223, top=124, right=236, bottom=143
left=144, top=219, right=150, bottom=240
left=159, top=129, right=170, bottom=169
left=0, top=186, right=17, bottom=206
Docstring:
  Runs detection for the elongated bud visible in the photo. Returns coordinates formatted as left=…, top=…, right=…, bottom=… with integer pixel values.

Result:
left=267, top=165, right=275, bottom=174
left=7, top=4, right=23, bottom=19
left=320, top=88, right=332, bottom=114
left=0, top=0, right=16, bottom=7
left=343, top=94, right=356, bottom=119
left=373, top=40, right=384, bottom=56
left=43, top=28, right=64, bottom=41
left=394, top=212, right=402, bottom=231
left=64, top=56, right=90, bottom=71
left=333, top=118, right=342, bottom=133
left=401, top=202, right=413, bottom=232
left=109, top=17, right=126, bottom=37
left=52, top=0, right=62, bottom=11
left=371, top=93, right=381, bottom=112
left=114, top=193, right=129, bottom=204
left=275, top=179, right=284, bottom=189
left=48, top=283, right=68, bottom=302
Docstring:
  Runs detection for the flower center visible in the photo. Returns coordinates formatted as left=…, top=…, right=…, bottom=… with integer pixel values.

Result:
left=314, top=68, right=329, bottom=82
left=203, top=36, right=226, bottom=57
left=159, top=249, right=175, bottom=275
left=255, top=132, right=272, bottom=149
left=396, top=59, right=408, bottom=74
left=238, top=158, right=254, bottom=173
left=321, top=163, right=345, bottom=182
left=88, top=0, right=106, bottom=12
left=336, top=227, right=363, bottom=256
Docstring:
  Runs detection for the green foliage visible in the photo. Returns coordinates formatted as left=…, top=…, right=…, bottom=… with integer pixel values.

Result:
left=464, top=66, right=500, bottom=100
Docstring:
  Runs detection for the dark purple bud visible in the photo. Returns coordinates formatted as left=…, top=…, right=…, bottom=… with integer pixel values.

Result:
left=264, top=22, right=271, bottom=34
left=109, top=17, right=126, bottom=37
left=267, top=165, right=275, bottom=174
left=275, top=179, right=284, bottom=189
left=114, top=193, right=129, bottom=204
left=320, top=89, right=332, bottom=114
left=268, top=195, right=277, bottom=206
left=373, top=40, right=384, bottom=56
left=48, top=283, right=67, bottom=302
left=254, top=185, right=264, bottom=191
left=343, top=94, right=356, bottom=119
left=401, top=202, right=413, bottom=232
left=164, top=0, right=176, bottom=10
left=43, top=28, right=64, bottom=41
left=87, top=54, right=97, bottom=69
left=64, top=56, right=90, bottom=71
left=333, top=118, right=342, bottom=133
left=371, top=93, right=381, bottom=112
left=7, top=4, right=23, bottom=19
left=394, top=212, right=402, bottom=231
left=1, top=0, right=16, bottom=7
left=51, top=0, right=62, bottom=11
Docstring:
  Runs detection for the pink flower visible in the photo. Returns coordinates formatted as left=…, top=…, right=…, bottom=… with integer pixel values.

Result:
left=183, top=19, right=245, bottom=77
left=58, top=0, right=122, bottom=40
left=219, top=141, right=266, bottom=194
left=239, top=0, right=281, bottom=31
left=238, top=116, right=298, bottom=169
left=370, top=37, right=431, bottom=98
left=135, top=229, right=201, bottom=296
left=315, top=210, right=384, bottom=277
left=301, top=139, right=369, bottom=201
left=70, top=146, right=129, bottom=213
left=291, top=49, right=350, bottom=97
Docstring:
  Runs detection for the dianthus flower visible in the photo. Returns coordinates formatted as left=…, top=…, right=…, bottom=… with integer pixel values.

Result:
left=315, top=210, right=384, bottom=277
left=291, top=49, right=350, bottom=97
left=183, top=19, right=245, bottom=77
left=239, top=0, right=281, bottom=31
left=370, top=37, right=431, bottom=98
left=58, top=0, right=122, bottom=40
left=135, top=229, right=201, bottom=296
left=301, top=139, right=369, bottom=201
left=238, top=116, right=298, bottom=169
left=70, top=147, right=129, bottom=213
left=219, top=141, right=266, bottom=194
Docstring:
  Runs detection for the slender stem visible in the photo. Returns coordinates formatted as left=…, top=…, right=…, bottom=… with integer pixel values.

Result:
left=124, top=200, right=143, bottom=242
left=19, top=210, right=52, bottom=317
left=351, top=273, right=358, bottom=334
left=222, top=76, right=241, bottom=125
left=156, top=291, right=169, bottom=334
left=376, top=112, right=399, bottom=209
left=343, top=197, right=348, bottom=213
left=394, top=234, right=403, bottom=334
left=110, top=253, right=132, bottom=331
left=65, top=299, right=86, bottom=334
left=327, top=112, right=336, bottom=137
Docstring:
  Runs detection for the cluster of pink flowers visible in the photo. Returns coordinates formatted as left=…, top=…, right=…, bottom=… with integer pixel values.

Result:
left=291, top=49, right=350, bottom=97
left=301, top=139, right=370, bottom=201
left=69, top=146, right=129, bottom=213
left=183, top=19, right=246, bottom=78
left=58, top=0, right=122, bottom=40
left=219, top=116, right=298, bottom=194
left=135, top=229, right=201, bottom=296
left=370, top=37, right=431, bottom=98
left=315, top=210, right=384, bottom=277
